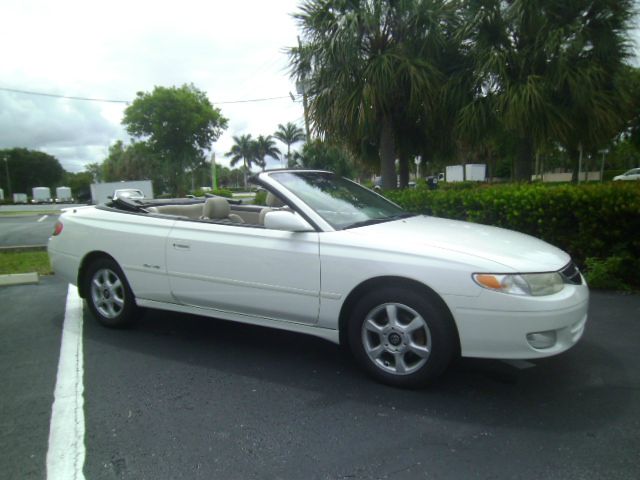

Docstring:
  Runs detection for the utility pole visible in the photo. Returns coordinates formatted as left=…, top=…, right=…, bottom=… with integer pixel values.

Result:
left=3, top=156, right=11, bottom=197
left=599, top=149, right=608, bottom=182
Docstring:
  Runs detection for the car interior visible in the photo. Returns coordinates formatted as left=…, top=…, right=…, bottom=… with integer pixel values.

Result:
left=142, top=192, right=287, bottom=227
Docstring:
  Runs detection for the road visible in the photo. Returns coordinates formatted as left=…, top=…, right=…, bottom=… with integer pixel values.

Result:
left=0, top=204, right=87, bottom=247
left=0, top=214, right=59, bottom=247
left=0, top=214, right=59, bottom=246
left=1, top=276, right=639, bottom=480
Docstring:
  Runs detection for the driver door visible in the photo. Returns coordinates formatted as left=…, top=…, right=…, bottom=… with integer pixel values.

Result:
left=166, top=219, right=321, bottom=324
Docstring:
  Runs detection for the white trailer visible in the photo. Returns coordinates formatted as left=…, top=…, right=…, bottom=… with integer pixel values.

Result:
left=90, top=180, right=153, bottom=205
left=445, top=165, right=464, bottom=182
left=465, top=164, right=487, bottom=182
left=13, top=193, right=28, bottom=204
left=55, top=186, right=73, bottom=203
left=32, top=187, right=52, bottom=203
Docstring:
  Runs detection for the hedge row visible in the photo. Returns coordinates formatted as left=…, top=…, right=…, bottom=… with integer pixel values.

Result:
left=385, top=182, right=640, bottom=288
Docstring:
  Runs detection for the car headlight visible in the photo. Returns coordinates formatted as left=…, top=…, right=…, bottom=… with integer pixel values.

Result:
left=473, top=272, right=565, bottom=296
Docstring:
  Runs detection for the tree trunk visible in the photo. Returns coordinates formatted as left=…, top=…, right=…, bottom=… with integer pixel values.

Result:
left=242, top=160, right=248, bottom=190
left=379, top=116, right=396, bottom=190
left=514, top=137, right=534, bottom=182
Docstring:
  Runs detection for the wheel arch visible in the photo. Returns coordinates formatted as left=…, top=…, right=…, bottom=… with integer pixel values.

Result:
left=77, top=251, right=120, bottom=298
left=338, top=276, right=461, bottom=354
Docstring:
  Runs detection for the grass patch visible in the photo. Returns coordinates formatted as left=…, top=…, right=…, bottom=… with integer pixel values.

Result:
left=0, top=251, right=52, bottom=275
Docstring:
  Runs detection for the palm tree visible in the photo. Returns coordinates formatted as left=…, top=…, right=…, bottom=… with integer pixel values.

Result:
left=290, top=0, right=459, bottom=189
left=274, top=123, right=305, bottom=167
left=458, top=0, right=634, bottom=181
left=252, top=135, right=281, bottom=171
left=225, top=134, right=255, bottom=189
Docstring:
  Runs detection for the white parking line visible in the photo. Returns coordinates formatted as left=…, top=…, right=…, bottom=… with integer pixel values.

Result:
left=38, top=215, right=49, bottom=223
left=46, top=284, right=86, bottom=480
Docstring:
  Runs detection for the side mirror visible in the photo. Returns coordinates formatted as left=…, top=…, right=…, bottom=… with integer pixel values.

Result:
left=264, top=210, right=314, bottom=232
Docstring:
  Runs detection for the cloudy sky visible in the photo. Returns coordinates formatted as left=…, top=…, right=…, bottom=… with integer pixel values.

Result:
left=1, top=1, right=638, bottom=175
left=0, top=0, right=304, bottom=172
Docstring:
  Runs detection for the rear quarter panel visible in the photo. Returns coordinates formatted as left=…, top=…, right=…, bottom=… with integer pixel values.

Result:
left=49, top=207, right=175, bottom=303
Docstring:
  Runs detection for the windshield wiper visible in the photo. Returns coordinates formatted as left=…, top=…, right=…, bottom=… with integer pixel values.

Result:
left=343, top=213, right=414, bottom=230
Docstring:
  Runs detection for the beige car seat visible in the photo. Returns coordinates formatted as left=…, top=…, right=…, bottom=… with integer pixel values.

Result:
left=202, top=197, right=244, bottom=223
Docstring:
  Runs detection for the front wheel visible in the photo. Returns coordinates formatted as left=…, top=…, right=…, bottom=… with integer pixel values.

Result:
left=84, top=258, right=137, bottom=328
left=348, top=287, right=457, bottom=388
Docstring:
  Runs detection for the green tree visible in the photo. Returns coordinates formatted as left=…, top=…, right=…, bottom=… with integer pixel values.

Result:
left=84, top=162, right=103, bottom=183
left=252, top=135, right=281, bottom=171
left=102, top=141, right=169, bottom=194
left=274, top=122, right=306, bottom=167
left=63, top=171, right=94, bottom=202
left=458, top=0, right=634, bottom=181
left=225, top=134, right=256, bottom=189
left=122, top=84, right=228, bottom=195
left=298, top=140, right=356, bottom=178
left=290, top=0, right=460, bottom=189
left=0, top=148, right=64, bottom=195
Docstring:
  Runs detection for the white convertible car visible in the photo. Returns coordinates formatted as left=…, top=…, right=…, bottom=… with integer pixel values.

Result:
left=48, top=170, right=589, bottom=387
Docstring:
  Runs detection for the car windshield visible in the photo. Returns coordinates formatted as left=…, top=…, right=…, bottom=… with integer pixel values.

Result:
left=269, top=171, right=412, bottom=230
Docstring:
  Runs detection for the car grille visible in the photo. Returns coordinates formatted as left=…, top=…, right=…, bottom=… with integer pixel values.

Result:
left=560, top=261, right=583, bottom=285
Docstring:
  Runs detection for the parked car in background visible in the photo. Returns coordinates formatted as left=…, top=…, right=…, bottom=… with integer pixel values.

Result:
left=613, top=168, right=640, bottom=181
left=90, top=180, right=153, bottom=204
left=112, top=188, right=145, bottom=201
left=48, top=170, right=589, bottom=387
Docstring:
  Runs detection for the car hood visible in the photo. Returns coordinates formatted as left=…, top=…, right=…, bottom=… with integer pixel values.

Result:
left=346, top=215, right=570, bottom=272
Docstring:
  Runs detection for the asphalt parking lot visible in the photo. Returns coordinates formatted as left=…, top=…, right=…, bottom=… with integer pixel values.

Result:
left=1, top=276, right=639, bottom=480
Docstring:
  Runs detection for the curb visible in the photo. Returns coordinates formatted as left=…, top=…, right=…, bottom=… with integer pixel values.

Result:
left=0, top=272, right=40, bottom=287
left=0, top=245, right=47, bottom=252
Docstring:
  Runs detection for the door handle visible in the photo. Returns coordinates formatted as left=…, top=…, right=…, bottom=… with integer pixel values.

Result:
left=172, top=243, right=191, bottom=250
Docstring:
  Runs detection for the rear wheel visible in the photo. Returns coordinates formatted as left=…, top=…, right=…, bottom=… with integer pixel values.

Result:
left=348, top=287, right=456, bottom=388
left=84, top=258, right=137, bottom=328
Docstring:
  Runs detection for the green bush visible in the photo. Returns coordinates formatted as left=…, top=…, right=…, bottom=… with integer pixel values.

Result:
left=254, top=190, right=267, bottom=206
left=191, top=188, right=233, bottom=198
left=584, top=256, right=634, bottom=291
left=385, top=182, right=640, bottom=289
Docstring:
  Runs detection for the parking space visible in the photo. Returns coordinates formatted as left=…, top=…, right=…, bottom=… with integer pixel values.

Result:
left=1, top=276, right=639, bottom=479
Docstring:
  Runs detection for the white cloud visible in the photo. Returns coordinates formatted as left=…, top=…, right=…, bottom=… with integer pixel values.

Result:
left=0, top=0, right=304, bottom=172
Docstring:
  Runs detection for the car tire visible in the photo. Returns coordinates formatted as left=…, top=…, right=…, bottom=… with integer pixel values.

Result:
left=348, top=287, right=457, bottom=388
left=83, top=257, right=137, bottom=328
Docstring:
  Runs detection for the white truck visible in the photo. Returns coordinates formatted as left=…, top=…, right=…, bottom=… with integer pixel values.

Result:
left=55, top=186, right=73, bottom=203
left=13, top=193, right=28, bottom=204
left=444, top=164, right=487, bottom=182
left=90, top=180, right=153, bottom=205
left=32, top=187, right=52, bottom=203
left=0, top=188, right=3, bottom=201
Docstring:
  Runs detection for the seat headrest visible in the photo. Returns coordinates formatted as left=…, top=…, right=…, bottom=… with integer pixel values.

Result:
left=266, top=192, right=285, bottom=208
left=203, top=197, right=230, bottom=219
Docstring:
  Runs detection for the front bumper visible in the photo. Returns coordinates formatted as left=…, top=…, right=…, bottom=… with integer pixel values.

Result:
left=447, top=283, right=589, bottom=359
